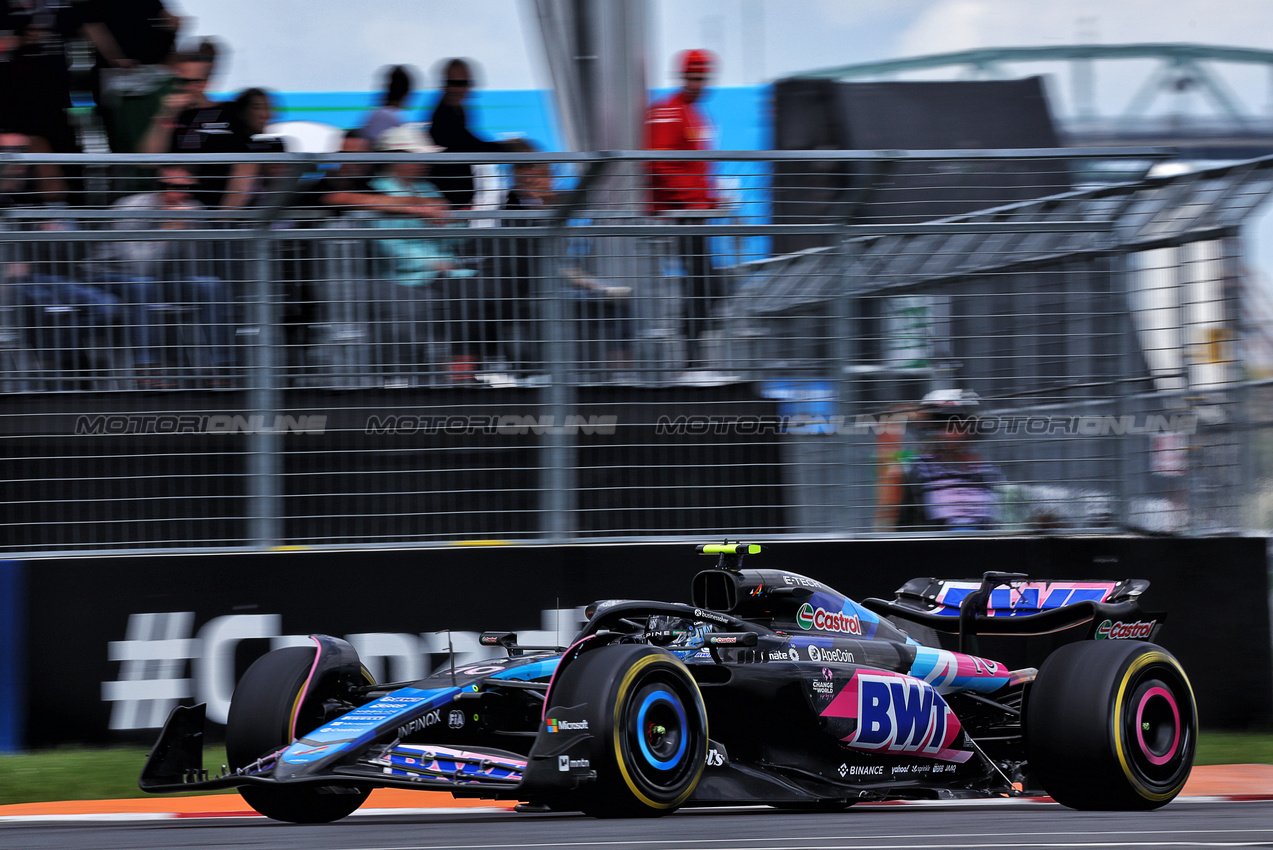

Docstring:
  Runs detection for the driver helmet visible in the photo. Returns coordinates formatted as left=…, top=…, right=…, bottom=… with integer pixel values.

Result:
left=646, top=615, right=709, bottom=650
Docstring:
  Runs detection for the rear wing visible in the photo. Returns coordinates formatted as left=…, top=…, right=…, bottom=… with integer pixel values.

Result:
left=861, top=571, right=1164, bottom=653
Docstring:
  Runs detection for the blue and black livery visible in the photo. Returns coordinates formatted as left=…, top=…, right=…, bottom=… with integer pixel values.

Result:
left=140, top=543, right=1196, bottom=821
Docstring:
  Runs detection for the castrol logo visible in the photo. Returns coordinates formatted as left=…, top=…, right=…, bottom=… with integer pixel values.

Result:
left=1095, top=619, right=1156, bottom=640
left=797, top=603, right=862, bottom=635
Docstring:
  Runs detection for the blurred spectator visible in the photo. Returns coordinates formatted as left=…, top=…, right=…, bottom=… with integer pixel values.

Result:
left=138, top=39, right=221, bottom=156
left=426, top=57, right=521, bottom=210
left=6, top=218, right=121, bottom=386
left=645, top=49, right=717, bottom=214
left=81, top=0, right=182, bottom=153
left=892, top=389, right=1005, bottom=531
left=368, top=124, right=472, bottom=383
left=227, top=87, right=285, bottom=204
left=0, top=130, right=32, bottom=206
left=491, top=140, right=546, bottom=378
left=140, top=41, right=260, bottom=210
left=313, top=129, right=447, bottom=219
left=644, top=48, right=723, bottom=375
left=87, top=165, right=234, bottom=387
left=496, top=141, right=632, bottom=381
left=229, top=86, right=274, bottom=143
left=0, top=1, right=85, bottom=202
left=361, top=64, right=414, bottom=145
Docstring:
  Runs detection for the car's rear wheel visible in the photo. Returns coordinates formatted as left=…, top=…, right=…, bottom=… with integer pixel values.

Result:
left=225, top=645, right=371, bottom=824
left=546, top=644, right=708, bottom=818
left=1026, top=640, right=1196, bottom=810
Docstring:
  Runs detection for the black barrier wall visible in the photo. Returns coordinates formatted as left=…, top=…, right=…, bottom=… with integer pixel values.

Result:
left=18, top=537, right=1272, bottom=746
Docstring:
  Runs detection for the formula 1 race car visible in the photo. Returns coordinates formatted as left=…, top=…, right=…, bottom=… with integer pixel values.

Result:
left=140, top=543, right=1196, bottom=821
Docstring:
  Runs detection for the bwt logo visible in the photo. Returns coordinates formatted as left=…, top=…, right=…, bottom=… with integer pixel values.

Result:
left=848, top=673, right=969, bottom=762
left=365, top=414, right=617, bottom=436
left=74, top=414, right=327, bottom=435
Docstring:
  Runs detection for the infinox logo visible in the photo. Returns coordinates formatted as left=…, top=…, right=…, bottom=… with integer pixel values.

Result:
left=797, top=603, right=862, bottom=635
left=1095, top=619, right=1156, bottom=640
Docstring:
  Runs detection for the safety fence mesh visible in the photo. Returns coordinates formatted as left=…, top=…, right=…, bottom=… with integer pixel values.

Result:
left=0, top=149, right=1268, bottom=551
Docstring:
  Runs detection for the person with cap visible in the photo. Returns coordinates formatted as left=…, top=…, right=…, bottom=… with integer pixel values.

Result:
left=892, top=389, right=1005, bottom=531
left=644, top=49, right=723, bottom=377
left=644, top=48, right=717, bottom=214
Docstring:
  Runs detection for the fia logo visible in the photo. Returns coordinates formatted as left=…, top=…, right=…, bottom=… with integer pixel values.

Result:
left=448, top=710, right=465, bottom=729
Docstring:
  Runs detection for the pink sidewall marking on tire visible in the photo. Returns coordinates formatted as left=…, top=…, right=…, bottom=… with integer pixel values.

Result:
left=1135, top=685, right=1180, bottom=766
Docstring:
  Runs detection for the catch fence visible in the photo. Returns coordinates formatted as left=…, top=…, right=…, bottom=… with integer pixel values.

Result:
left=1, top=148, right=1268, bottom=552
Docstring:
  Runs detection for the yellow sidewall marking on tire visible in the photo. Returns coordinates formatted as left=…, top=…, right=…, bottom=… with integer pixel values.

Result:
left=1112, top=650, right=1196, bottom=802
left=611, top=654, right=708, bottom=811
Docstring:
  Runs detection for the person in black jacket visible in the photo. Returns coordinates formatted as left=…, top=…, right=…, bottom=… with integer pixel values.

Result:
left=426, top=58, right=520, bottom=210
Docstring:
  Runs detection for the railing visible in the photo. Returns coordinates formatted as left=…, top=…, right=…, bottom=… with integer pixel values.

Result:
left=0, top=148, right=1266, bottom=553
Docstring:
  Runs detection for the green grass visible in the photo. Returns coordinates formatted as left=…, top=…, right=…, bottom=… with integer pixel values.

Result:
left=0, top=733, right=1269, bottom=806
left=1195, top=731, right=1273, bottom=767
left=0, top=745, right=230, bottom=806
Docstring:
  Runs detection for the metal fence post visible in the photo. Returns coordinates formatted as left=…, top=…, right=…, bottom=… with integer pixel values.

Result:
left=243, top=161, right=307, bottom=548
left=247, top=229, right=282, bottom=548
left=542, top=232, right=578, bottom=542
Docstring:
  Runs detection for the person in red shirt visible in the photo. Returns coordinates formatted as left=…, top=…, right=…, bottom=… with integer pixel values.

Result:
left=644, top=49, right=721, bottom=374
left=644, top=48, right=716, bottom=213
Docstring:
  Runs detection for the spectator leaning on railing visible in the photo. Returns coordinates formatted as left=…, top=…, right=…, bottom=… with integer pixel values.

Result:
left=87, top=165, right=234, bottom=389
left=366, top=124, right=472, bottom=383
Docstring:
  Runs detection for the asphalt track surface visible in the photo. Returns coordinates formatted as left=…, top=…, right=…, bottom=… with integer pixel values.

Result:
left=3, top=766, right=1273, bottom=850
left=5, top=799, right=1273, bottom=850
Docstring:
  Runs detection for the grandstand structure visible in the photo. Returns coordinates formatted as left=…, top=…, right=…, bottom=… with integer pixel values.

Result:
left=793, top=43, right=1273, bottom=160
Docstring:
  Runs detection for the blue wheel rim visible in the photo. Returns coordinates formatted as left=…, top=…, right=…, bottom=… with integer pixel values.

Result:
left=635, top=688, right=687, bottom=769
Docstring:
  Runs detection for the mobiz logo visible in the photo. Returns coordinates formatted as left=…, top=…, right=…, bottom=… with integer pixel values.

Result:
left=796, top=603, right=862, bottom=635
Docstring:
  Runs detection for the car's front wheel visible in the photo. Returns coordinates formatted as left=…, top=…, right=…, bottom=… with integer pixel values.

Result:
left=225, top=645, right=371, bottom=824
left=545, top=644, right=708, bottom=818
left=1026, top=640, right=1196, bottom=810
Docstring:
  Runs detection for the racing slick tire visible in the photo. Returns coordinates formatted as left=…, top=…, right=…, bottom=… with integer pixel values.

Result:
left=546, top=644, right=708, bottom=818
left=1026, top=640, right=1196, bottom=810
left=225, top=646, right=370, bottom=824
